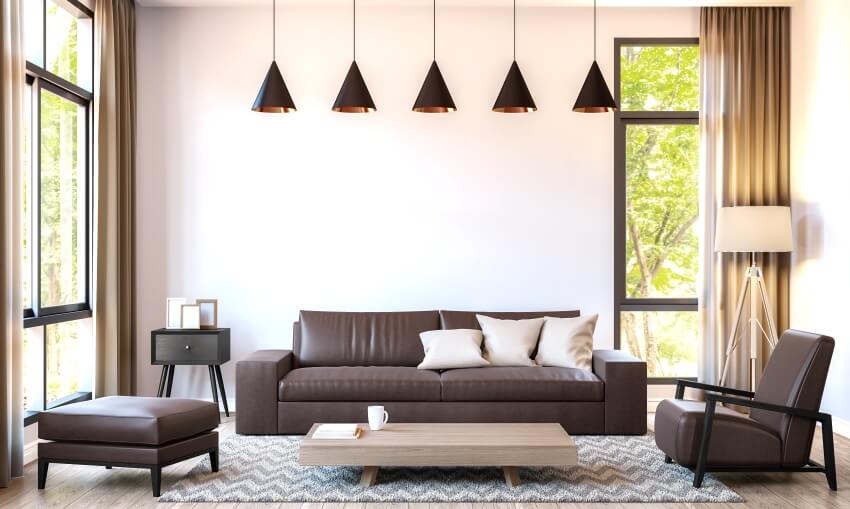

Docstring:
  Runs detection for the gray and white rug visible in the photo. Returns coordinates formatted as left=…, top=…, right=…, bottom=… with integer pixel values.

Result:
left=160, top=434, right=742, bottom=503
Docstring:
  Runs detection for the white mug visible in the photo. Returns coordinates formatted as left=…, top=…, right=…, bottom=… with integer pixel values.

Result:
left=368, top=405, right=389, bottom=431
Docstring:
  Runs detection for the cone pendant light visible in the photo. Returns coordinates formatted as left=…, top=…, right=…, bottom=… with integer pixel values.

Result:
left=252, top=0, right=296, bottom=112
left=333, top=0, right=376, bottom=112
left=573, top=0, right=617, bottom=113
left=413, top=0, right=456, bottom=112
left=493, top=0, right=536, bottom=113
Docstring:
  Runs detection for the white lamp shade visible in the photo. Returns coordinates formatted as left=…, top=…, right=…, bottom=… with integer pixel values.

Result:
left=714, top=206, right=793, bottom=253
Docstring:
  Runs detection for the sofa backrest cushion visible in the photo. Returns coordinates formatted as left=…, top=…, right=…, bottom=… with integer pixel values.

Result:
left=295, top=310, right=440, bottom=367
left=439, top=310, right=580, bottom=330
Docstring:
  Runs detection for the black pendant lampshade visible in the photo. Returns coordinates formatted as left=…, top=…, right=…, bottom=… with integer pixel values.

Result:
left=413, top=1, right=456, bottom=112
left=573, top=0, right=617, bottom=113
left=493, top=0, right=536, bottom=113
left=252, top=0, right=296, bottom=112
left=333, top=61, right=376, bottom=113
left=573, top=60, right=616, bottom=112
left=333, top=0, right=376, bottom=112
left=493, top=60, right=536, bottom=112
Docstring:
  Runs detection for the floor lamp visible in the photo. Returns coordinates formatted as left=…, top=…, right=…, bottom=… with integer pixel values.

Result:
left=714, top=206, right=792, bottom=390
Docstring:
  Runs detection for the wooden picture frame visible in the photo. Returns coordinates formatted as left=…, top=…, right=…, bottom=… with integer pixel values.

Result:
left=197, top=299, right=218, bottom=330
left=180, top=304, right=201, bottom=329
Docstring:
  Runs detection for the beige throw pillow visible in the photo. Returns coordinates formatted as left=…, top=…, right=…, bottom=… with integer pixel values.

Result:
left=534, top=314, right=598, bottom=370
left=417, top=329, right=490, bottom=370
left=476, top=314, right=545, bottom=367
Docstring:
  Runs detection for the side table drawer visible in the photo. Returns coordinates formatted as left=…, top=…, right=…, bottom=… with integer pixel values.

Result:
left=154, top=334, right=220, bottom=364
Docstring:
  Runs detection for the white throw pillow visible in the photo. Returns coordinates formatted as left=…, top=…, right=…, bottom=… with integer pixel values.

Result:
left=417, top=329, right=490, bottom=370
left=534, top=314, right=598, bottom=370
left=476, top=314, right=545, bottom=367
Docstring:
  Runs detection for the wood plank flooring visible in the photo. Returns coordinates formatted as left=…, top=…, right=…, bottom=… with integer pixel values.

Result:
left=0, top=412, right=846, bottom=508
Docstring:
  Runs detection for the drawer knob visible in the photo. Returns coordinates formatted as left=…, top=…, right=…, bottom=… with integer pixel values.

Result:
left=185, top=345, right=191, bottom=350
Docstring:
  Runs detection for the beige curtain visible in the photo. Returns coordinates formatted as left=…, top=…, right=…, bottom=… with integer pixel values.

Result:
left=0, top=0, right=24, bottom=488
left=699, top=7, right=790, bottom=389
left=94, top=0, right=137, bottom=396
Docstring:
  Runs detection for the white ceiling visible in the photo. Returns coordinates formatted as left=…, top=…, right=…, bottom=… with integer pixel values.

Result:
left=136, top=0, right=797, bottom=8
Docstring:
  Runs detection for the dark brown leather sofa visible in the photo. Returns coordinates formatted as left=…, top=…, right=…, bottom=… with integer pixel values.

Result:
left=237, top=310, right=647, bottom=436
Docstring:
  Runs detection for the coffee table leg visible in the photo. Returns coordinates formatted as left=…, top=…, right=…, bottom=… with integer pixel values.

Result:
left=359, top=466, right=379, bottom=487
left=503, top=466, right=521, bottom=488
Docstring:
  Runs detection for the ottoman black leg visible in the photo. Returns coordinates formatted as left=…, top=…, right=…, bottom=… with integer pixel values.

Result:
left=151, top=466, right=162, bottom=497
left=210, top=448, right=219, bottom=472
left=105, top=465, right=112, bottom=469
left=37, top=460, right=49, bottom=489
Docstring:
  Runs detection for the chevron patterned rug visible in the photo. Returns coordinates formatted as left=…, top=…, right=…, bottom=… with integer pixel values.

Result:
left=160, top=434, right=742, bottom=503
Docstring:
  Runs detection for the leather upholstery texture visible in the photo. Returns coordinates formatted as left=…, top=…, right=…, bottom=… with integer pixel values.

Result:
left=277, top=401, right=605, bottom=435
left=655, top=399, right=781, bottom=467
left=439, top=310, right=580, bottom=330
left=38, top=396, right=219, bottom=446
left=593, top=349, right=647, bottom=434
left=440, top=366, right=603, bottom=401
left=38, top=432, right=218, bottom=465
left=750, top=330, right=834, bottom=466
left=279, top=366, right=441, bottom=401
left=295, top=310, right=439, bottom=367
left=236, top=350, right=294, bottom=435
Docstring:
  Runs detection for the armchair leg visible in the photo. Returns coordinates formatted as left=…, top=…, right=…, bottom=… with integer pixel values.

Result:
left=822, top=416, right=838, bottom=491
left=693, top=399, right=717, bottom=488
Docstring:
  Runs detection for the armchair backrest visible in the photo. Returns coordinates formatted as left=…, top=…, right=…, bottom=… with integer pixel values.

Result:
left=752, top=329, right=834, bottom=466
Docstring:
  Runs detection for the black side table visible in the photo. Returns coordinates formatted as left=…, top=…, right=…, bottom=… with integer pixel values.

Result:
left=151, top=328, right=230, bottom=417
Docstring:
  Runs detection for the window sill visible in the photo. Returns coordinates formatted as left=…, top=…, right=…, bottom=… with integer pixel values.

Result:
left=24, top=391, right=92, bottom=427
left=24, top=309, right=92, bottom=329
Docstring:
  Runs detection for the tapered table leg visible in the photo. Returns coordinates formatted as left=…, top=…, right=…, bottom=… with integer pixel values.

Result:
left=157, top=366, right=168, bottom=397
left=360, top=466, right=379, bottom=487
left=503, top=466, right=521, bottom=487
left=165, top=365, right=175, bottom=397
left=208, top=365, right=221, bottom=423
left=214, top=365, right=230, bottom=417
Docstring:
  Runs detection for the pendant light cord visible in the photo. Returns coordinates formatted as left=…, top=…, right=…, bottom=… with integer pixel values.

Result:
left=593, top=0, right=597, bottom=61
left=353, top=0, right=356, bottom=60
left=433, top=0, right=436, bottom=61
left=272, top=0, right=276, bottom=61
left=513, top=0, right=516, bottom=61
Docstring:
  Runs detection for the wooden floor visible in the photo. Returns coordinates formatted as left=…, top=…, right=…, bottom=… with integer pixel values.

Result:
left=1, top=413, right=847, bottom=508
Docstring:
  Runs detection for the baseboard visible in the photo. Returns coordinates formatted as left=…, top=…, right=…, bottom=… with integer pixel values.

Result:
left=827, top=415, right=850, bottom=439
left=24, top=440, right=38, bottom=466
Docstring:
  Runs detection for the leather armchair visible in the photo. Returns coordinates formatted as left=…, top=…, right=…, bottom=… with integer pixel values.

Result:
left=654, top=329, right=836, bottom=490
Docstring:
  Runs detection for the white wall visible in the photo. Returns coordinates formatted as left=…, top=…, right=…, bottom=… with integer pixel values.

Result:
left=135, top=5, right=699, bottom=401
left=790, top=0, right=850, bottom=428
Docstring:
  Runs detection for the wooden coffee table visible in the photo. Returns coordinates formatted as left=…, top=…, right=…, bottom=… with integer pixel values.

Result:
left=299, top=422, right=577, bottom=487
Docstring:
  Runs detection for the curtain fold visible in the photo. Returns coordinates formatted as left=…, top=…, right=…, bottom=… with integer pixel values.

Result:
left=0, top=0, right=25, bottom=488
left=699, top=7, right=790, bottom=389
left=94, top=0, right=137, bottom=397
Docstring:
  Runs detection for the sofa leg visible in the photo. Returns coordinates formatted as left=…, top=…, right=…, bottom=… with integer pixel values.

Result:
left=37, top=460, right=49, bottom=489
left=210, top=448, right=219, bottom=472
left=151, top=466, right=162, bottom=497
left=664, top=455, right=672, bottom=464
left=822, top=416, right=838, bottom=491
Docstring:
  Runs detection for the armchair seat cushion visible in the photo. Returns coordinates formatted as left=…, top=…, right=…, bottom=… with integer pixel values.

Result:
left=654, top=398, right=782, bottom=467
left=279, top=367, right=442, bottom=402
left=440, top=366, right=603, bottom=402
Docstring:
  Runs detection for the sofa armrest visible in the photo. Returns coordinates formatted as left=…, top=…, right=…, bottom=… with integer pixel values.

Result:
left=236, top=350, right=294, bottom=435
left=593, top=349, right=647, bottom=435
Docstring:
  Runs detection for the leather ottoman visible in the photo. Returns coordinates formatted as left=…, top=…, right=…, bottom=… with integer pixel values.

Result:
left=38, top=396, right=219, bottom=496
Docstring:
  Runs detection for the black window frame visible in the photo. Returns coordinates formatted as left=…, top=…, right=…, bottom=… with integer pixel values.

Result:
left=22, top=0, right=95, bottom=426
left=613, top=37, right=700, bottom=385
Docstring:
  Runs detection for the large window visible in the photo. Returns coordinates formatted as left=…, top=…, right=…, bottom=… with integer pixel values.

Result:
left=23, top=0, right=94, bottom=424
left=614, top=39, right=700, bottom=383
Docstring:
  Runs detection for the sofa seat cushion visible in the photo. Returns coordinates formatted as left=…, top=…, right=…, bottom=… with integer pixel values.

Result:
left=654, top=398, right=782, bottom=467
left=440, top=367, right=604, bottom=402
left=38, top=396, right=219, bottom=446
left=279, top=367, right=442, bottom=402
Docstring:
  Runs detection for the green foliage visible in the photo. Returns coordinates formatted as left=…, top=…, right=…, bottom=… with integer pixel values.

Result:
left=620, top=45, right=700, bottom=376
